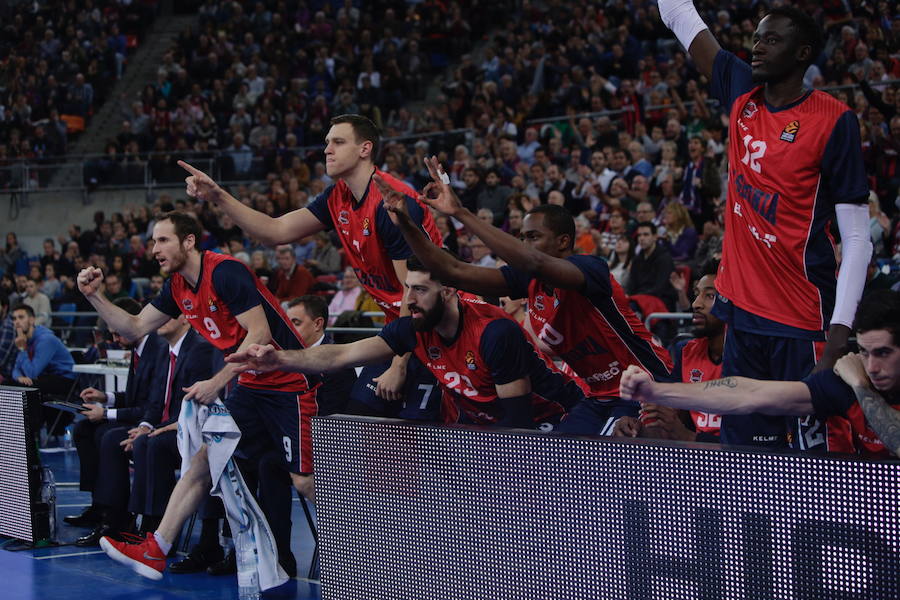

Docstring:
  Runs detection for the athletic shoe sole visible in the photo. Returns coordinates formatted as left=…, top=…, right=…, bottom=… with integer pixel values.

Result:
left=99, top=537, right=165, bottom=581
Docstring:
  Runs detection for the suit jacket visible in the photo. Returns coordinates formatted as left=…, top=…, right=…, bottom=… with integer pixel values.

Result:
left=141, top=328, right=222, bottom=427
left=113, top=333, right=165, bottom=424
left=316, top=334, right=358, bottom=416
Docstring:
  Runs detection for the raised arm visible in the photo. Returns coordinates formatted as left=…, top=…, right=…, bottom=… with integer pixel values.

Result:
left=619, top=365, right=813, bottom=416
left=226, top=335, right=396, bottom=375
left=394, top=157, right=587, bottom=291
left=179, top=160, right=325, bottom=246
left=376, top=173, right=513, bottom=298
left=77, top=267, right=169, bottom=342
left=658, top=0, right=721, bottom=80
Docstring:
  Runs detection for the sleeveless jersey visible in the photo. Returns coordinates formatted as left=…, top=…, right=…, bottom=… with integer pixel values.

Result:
left=314, top=169, right=441, bottom=321
left=714, top=75, right=867, bottom=331
left=159, top=251, right=310, bottom=392
left=678, top=337, right=722, bottom=435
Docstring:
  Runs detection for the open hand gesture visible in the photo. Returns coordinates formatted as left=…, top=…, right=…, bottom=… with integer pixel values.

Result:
left=225, top=343, right=283, bottom=374
left=178, top=160, right=224, bottom=205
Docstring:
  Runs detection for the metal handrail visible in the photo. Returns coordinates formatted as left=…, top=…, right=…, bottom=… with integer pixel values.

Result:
left=644, top=312, right=692, bottom=330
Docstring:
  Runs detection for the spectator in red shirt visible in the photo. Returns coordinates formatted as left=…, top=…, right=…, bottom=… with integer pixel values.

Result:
left=268, top=244, right=314, bottom=303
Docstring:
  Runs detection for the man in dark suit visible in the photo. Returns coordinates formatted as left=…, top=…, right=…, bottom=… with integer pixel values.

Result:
left=66, top=297, right=163, bottom=535
left=125, top=316, right=222, bottom=569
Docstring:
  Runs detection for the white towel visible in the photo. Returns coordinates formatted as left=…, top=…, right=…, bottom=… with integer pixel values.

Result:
left=177, top=398, right=288, bottom=591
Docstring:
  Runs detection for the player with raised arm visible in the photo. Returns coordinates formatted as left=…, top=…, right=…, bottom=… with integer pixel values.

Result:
left=658, top=2, right=872, bottom=448
left=620, top=291, right=900, bottom=459
left=179, top=114, right=441, bottom=416
left=227, top=255, right=586, bottom=430
left=374, top=158, right=672, bottom=435
left=78, top=211, right=317, bottom=580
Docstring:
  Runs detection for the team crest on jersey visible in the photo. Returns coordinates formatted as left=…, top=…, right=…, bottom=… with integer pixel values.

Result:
left=534, top=295, right=545, bottom=310
left=427, top=346, right=441, bottom=360
left=182, top=298, right=193, bottom=311
left=690, top=368, right=703, bottom=383
left=780, top=120, right=800, bottom=143
left=208, top=299, right=218, bottom=312
left=464, top=351, right=477, bottom=370
left=741, top=100, right=758, bottom=120
left=362, top=217, right=371, bottom=236
left=338, top=210, right=350, bottom=225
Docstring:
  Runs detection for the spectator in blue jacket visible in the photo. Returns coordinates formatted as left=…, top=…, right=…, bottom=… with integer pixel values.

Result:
left=12, top=303, right=76, bottom=434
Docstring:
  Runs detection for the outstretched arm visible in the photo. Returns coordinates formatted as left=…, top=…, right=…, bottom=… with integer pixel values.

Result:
left=227, top=335, right=396, bottom=375
left=77, top=267, right=169, bottom=342
left=619, top=365, right=813, bottom=416
left=376, top=173, right=512, bottom=298
left=658, top=0, right=720, bottom=80
left=399, top=157, right=587, bottom=291
left=179, top=160, right=326, bottom=245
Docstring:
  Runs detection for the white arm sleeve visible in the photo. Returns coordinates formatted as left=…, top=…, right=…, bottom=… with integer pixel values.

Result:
left=658, top=0, right=709, bottom=52
left=832, top=203, right=872, bottom=328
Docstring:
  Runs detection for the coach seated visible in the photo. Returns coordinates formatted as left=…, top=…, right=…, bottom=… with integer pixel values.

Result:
left=65, top=298, right=164, bottom=531
left=126, top=316, right=223, bottom=563
left=10, top=303, right=76, bottom=435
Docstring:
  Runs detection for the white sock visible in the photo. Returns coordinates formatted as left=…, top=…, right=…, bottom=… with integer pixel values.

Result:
left=153, top=532, right=172, bottom=555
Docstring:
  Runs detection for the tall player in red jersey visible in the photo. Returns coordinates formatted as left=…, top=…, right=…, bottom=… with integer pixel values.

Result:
left=178, top=114, right=441, bottom=413
left=659, top=2, right=872, bottom=448
left=77, top=211, right=316, bottom=579
left=226, top=256, right=587, bottom=430
left=377, top=158, right=672, bottom=435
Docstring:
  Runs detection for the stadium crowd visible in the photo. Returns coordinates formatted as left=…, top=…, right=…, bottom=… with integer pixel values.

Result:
left=0, top=0, right=898, bottom=590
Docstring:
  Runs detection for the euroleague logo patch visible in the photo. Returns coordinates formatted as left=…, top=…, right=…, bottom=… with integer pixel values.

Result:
left=741, top=100, right=758, bottom=120
left=780, top=120, right=800, bottom=143
left=465, top=350, right=477, bottom=370
left=362, top=217, right=371, bottom=236
left=208, top=298, right=218, bottom=312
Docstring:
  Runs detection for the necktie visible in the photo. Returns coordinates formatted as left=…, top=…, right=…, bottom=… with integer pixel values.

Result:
left=161, top=351, right=176, bottom=423
left=132, top=351, right=140, bottom=374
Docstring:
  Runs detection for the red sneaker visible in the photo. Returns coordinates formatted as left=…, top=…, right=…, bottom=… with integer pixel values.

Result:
left=100, top=532, right=166, bottom=580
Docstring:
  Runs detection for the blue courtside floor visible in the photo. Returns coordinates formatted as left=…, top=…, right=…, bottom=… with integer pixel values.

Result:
left=1, top=448, right=322, bottom=600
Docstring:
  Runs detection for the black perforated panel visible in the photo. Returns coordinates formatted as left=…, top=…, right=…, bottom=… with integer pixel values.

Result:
left=313, top=416, right=900, bottom=600
left=0, top=386, right=44, bottom=543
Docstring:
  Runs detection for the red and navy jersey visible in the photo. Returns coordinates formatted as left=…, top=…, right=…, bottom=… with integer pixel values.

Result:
left=803, top=369, right=898, bottom=458
left=377, top=297, right=583, bottom=426
left=710, top=50, right=868, bottom=337
left=501, top=255, right=672, bottom=399
left=152, top=251, right=312, bottom=392
left=671, top=337, right=723, bottom=436
left=306, top=169, right=441, bottom=321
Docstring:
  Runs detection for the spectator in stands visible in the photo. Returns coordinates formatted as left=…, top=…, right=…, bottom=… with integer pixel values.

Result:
left=327, top=266, right=363, bottom=327
left=468, top=236, right=496, bottom=268
left=305, top=232, right=341, bottom=276
left=627, top=223, right=677, bottom=310
left=41, top=263, right=62, bottom=300
left=268, top=244, right=315, bottom=303
left=679, top=136, right=721, bottom=223
left=477, top=169, right=512, bottom=224
left=225, top=133, right=253, bottom=177
left=607, top=235, right=636, bottom=289
left=103, top=272, right=130, bottom=303
left=23, top=279, right=52, bottom=327
left=661, top=202, right=699, bottom=263
left=0, top=232, right=25, bottom=275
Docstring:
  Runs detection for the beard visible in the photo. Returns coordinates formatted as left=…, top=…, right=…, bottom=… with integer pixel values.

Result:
left=410, top=297, right=445, bottom=332
left=162, top=246, right=189, bottom=274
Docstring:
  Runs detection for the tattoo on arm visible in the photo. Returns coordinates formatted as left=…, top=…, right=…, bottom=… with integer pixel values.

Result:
left=853, top=385, right=900, bottom=458
left=703, top=377, right=738, bottom=390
